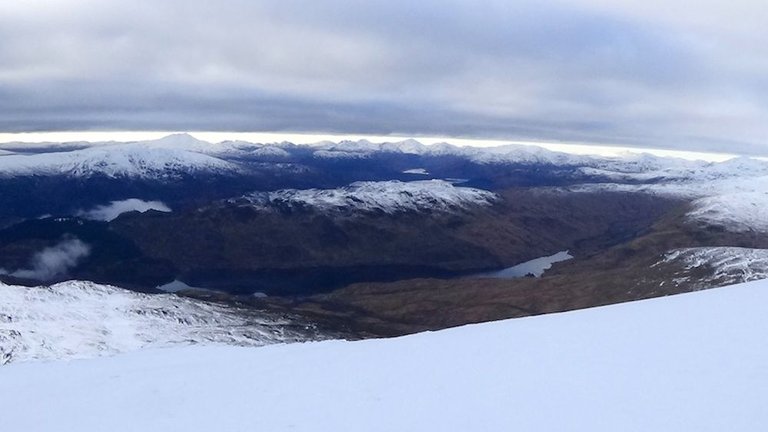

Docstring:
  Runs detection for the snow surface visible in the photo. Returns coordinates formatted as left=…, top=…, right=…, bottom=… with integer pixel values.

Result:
left=77, top=198, right=171, bottom=221
left=2, top=279, right=768, bottom=431
left=234, top=180, right=497, bottom=214
left=662, top=247, right=768, bottom=287
left=687, top=192, right=768, bottom=232
left=0, top=281, right=313, bottom=365
left=475, top=250, right=573, bottom=278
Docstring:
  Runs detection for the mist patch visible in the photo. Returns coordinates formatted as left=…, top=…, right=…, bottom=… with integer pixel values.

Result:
left=3, top=239, right=91, bottom=281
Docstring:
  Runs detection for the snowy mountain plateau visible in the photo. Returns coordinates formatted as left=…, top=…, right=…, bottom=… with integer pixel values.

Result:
left=231, top=180, right=497, bottom=215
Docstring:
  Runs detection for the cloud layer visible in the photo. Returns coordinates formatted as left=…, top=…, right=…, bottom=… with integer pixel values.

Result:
left=78, top=199, right=172, bottom=222
left=1, top=1, right=767, bottom=154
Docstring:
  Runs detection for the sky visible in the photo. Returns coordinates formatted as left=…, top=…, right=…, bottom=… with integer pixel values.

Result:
left=1, top=1, right=767, bottom=155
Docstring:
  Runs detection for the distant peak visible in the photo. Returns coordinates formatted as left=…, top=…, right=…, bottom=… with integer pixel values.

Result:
left=154, top=133, right=204, bottom=143
left=142, top=133, right=213, bottom=150
left=397, top=138, right=422, bottom=145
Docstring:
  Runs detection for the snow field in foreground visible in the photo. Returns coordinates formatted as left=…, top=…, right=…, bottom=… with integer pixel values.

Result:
left=2, top=279, right=767, bottom=431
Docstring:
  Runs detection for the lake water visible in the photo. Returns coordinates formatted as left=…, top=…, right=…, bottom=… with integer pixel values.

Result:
left=475, top=250, right=573, bottom=279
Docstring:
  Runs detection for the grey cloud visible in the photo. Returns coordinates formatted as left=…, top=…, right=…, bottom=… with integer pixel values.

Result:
left=1, top=1, right=767, bottom=154
left=6, top=239, right=91, bottom=281
left=0, top=80, right=646, bottom=145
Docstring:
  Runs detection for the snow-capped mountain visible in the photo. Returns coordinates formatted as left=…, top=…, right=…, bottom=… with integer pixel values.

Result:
left=131, top=133, right=218, bottom=152
left=0, top=141, right=240, bottom=179
left=3, top=278, right=767, bottom=431
left=581, top=155, right=768, bottom=183
left=315, top=139, right=383, bottom=153
left=312, top=138, right=595, bottom=165
left=231, top=180, right=498, bottom=214
left=381, top=138, right=427, bottom=154
left=307, top=137, right=725, bottom=169
left=0, top=133, right=746, bottom=182
left=433, top=143, right=593, bottom=165
left=571, top=155, right=768, bottom=233
left=312, top=149, right=372, bottom=159
left=0, top=280, right=321, bottom=364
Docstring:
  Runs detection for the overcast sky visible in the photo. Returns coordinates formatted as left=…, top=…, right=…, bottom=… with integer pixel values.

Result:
left=1, top=1, right=767, bottom=154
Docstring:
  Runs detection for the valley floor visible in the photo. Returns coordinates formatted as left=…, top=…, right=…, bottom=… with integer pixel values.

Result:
left=3, top=279, right=767, bottom=431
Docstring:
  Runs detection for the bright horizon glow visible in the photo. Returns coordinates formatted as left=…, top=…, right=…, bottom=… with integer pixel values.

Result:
left=0, top=131, right=740, bottom=162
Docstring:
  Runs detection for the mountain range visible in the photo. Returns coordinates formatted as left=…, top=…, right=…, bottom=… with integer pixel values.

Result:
left=2, top=134, right=768, bottom=351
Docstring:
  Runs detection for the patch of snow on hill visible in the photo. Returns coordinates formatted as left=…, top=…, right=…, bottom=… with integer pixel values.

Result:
left=2, top=279, right=768, bottom=431
left=662, top=247, right=768, bottom=287
left=234, top=180, right=497, bottom=214
left=0, top=280, right=314, bottom=365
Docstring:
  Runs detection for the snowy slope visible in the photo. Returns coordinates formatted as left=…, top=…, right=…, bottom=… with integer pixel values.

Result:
left=2, top=279, right=767, bottom=431
left=686, top=192, right=768, bottom=232
left=0, top=281, right=317, bottom=364
left=572, top=155, right=768, bottom=232
left=660, top=247, right=768, bottom=288
left=233, top=180, right=497, bottom=214
left=581, top=156, right=768, bottom=185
